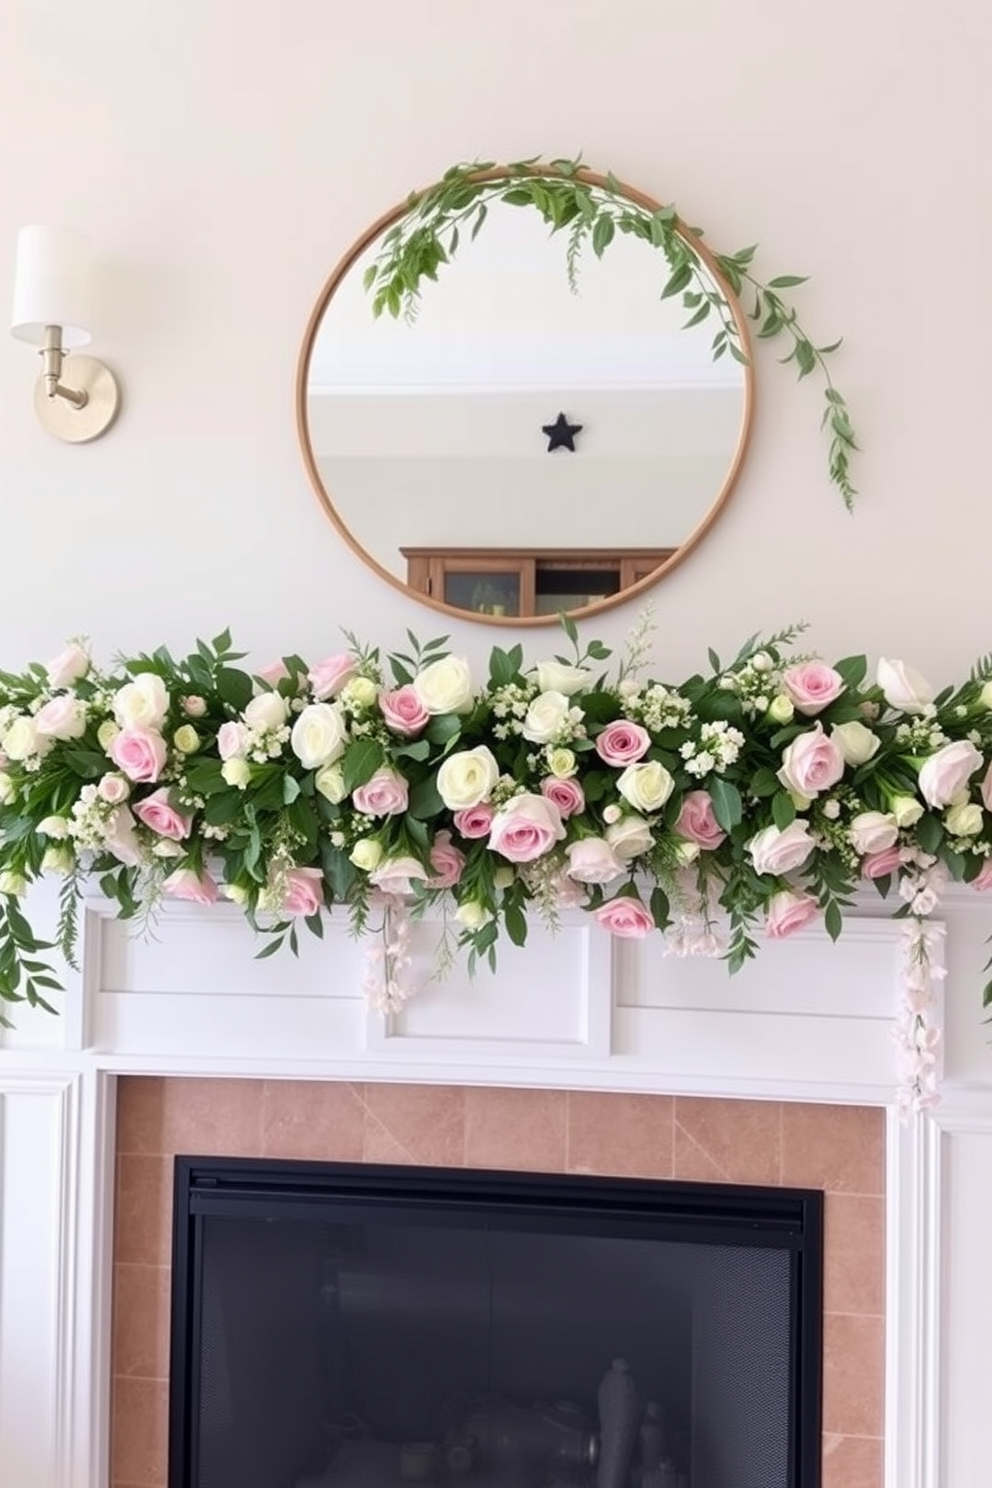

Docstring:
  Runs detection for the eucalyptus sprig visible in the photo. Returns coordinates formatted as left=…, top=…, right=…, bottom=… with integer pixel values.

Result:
left=363, top=156, right=858, bottom=509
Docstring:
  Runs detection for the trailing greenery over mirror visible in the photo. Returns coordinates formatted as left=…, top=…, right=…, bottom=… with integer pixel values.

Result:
left=365, top=156, right=857, bottom=508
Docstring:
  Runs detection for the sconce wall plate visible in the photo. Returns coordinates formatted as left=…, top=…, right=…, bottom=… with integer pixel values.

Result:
left=32, top=353, right=120, bottom=443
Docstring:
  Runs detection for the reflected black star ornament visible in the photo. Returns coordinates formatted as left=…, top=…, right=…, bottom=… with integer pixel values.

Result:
left=542, top=411, right=583, bottom=452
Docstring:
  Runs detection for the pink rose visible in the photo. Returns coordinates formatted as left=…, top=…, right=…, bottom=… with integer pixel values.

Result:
left=782, top=662, right=845, bottom=716
left=281, top=866, right=324, bottom=917
left=972, top=859, right=992, bottom=891
left=45, top=641, right=90, bottom=689
left=777, top=725, right=845, bottom=798
left=428, top=831, right=466, bottom=888
left=918, top=740, right=983, bottom=809
left=595, top=720, right=651, bottom=766
left=595, top=896, right=655, bottom=938
left=308, top=653, right=356, bottom=700
left=218, top=721, right=249, bottom=760
left=34, top=694, right=87, bottom=741
left=541, top=776, right=585, bottom=818
left=453, top=804, right=494, bottom=839
left=163, top=867, right=218, bottom=904
left=748, top=820, right=816, bottom=876
left=103, top=806, right=142, bottom=867
left=489, top=793, right=565, bottom=863
left=109, top=726, right=168, bottom=784
left=379, top=686, right=430, bottom=737
left=566, top=838, right=624, bottom=885
left=257, top=660, right=289, bottom=686
left=352, top=767, right=409, bottom=817
left=181, top=695, right=207, bottom=718
left=862, top=845, right=903, bottom=880
left=133, top=788, right=193, bottom=840
left=848, top=810, right=899, bottom=856
left=97, top=773, right=129, bottom=804
left=369, top=856, right=429, bottom=896
left=674, top=790, right=726, bottom=850
left=764, top=890, right=819, bottom=939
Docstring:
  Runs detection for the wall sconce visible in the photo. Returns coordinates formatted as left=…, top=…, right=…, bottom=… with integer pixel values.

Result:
left=10, top=225, right=121, bottom=442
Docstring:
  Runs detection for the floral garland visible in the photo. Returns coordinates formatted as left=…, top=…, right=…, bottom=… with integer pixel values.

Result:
left=2, top=619, right=990, bottom=1112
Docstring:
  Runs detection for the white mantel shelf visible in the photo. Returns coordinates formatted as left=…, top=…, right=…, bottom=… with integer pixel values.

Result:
left=3, top=884, right=992, bottom=1488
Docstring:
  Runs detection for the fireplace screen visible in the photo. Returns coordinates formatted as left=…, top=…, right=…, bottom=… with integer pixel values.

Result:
left=169, top=1160, right=822, bottom=1488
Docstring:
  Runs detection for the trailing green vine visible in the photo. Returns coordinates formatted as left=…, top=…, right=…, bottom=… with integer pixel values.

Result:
left=363, top=156, right=858, bottom=510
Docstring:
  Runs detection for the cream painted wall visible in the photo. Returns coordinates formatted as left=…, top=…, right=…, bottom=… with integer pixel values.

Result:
left=0, top=0, right=989, bottom=682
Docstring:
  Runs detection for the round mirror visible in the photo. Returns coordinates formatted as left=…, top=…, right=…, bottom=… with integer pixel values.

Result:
left=297, top=166, right=753, bottom=625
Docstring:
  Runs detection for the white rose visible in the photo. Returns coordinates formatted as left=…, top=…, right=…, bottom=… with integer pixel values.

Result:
left=97, top=773, right=130, bottom=804
left=38, top=815, right=70, bottom=839
left=521, top=691, right=570, bottom=745
left=890, top=793, right=924, bottom=829
left=436, top=746, right=499, bottom=810
left=244, top=691, right=288, bottom=731
left=314, top=764, right=347, bottom=803
left=412, top=656, right=474, bottom=715
left=113, top=673, right=169, bottom=730
left=2, top=716, right=44, bottom=761
left=946, top=802, right=983, bottom=837
left=830, top=720, right=881, bottom=767
left=291, top=703, right=347, bottom=769
left=532, top=661, right=590, bottom=697
left=877, top=658, right=934, bottom=715
left=918, top=740, right=983, bottom=808
left=616, top=760, right=674, bottom=814
left=848, top=811, right=899, bottom=856
left=349, top=838, right=383, bottom=871
left=45, top=641, right=90, bottom=689
left=455, top=900, right=493, bottom=930
left=221, top=758, right=251, bottom=789
left=605, top=815, right=654, bottom=862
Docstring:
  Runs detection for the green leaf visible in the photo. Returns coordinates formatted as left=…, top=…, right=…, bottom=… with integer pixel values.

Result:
left=408, top=775, right=444, bottom=820
left=709, top=777, right=743, bottom=832
left=772, top=791, right=796, bottom=830
left=750, top=767, right=780, bottom=798
left=824, top=900, right=843, bottom=941
left=649, top=886, right=670, bottom=929
left=767, top=274, right=809, bottom=288
left=916, top=814, right=943, bottom=855
left=425, top=713, right=462, bottom=746
left=216, top=668, right=253, bottom=711
left=591, top=214, right=615, bottom=257
left=504, top=899, right=528, bottom=947
left=834, top=654, right=867, bottom=689
left=341, top=739, right=386, bottom=794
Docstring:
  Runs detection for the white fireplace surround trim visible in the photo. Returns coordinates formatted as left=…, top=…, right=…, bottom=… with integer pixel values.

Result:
left=3, top=886, right=992, bottom=1488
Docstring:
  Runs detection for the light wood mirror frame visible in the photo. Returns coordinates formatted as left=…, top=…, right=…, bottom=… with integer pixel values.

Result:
left=296, top=165, right=755, bottom=628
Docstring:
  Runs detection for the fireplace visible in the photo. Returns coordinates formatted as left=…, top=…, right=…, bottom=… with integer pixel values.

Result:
left=168, top=1157, right=823, bottom=1488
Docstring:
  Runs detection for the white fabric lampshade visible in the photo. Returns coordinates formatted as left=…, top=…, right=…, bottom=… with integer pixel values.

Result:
left=10, top=225, right=94, bottom=347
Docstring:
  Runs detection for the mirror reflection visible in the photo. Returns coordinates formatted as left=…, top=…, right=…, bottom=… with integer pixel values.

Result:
left=300, top=182, right=752, bottom=623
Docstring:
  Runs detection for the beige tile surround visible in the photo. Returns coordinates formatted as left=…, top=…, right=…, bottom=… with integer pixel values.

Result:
left=111, top=1079, right=885, bottom=1488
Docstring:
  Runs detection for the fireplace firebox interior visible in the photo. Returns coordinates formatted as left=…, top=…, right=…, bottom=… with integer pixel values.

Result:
left=169, top=1159, right=823, bottom=1488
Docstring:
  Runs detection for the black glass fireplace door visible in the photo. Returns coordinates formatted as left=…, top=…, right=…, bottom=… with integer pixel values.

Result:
left=170, top=1161, right=823, bottom=1488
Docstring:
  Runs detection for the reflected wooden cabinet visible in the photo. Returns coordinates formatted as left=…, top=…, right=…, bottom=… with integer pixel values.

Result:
left=401, top=548, right=674, bottom=618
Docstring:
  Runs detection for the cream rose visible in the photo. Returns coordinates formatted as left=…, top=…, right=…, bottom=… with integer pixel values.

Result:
left=946, top=802, right=983, bottom=837
left=290, top=703, right=346, bottom=769
left=455, top=900, right=493, bottom=930
left=521, top=690, right=571, bottom=745
left=38, top=815, right=70, bottom=839
left=0, top=870, right=27, bottom=897
left=2, top=716, right=46, bottom=761
left=172, top=725, right=201, bottom=754
left=42, top=844, right=75, bottom=875
left=314, top=764, right=347, bottom=803
left=350, top=838, right=384, bottom=872
left=605, top=815, right=654, bottom=862
left=766, top=694, right=795, bottom=725
left=221, top=758, right=251, bottom=789
left=0, top=772, right=15, bottom=805
left=547, top=748, right=577, bottom=778
left=113, top=673, right=169, bottom=730
left=412, top=655, right=473, bottom=715
left=531, top=661, right=590, bottom=697
left=830, top=720, right=880, bottom=767
left=436, top=746, right=499, bottom=811
left=616, top=760, right=674, bottom=814
left=341, top=676, right=378, bottom=710
left=890, top=793, right=924, bottom=828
